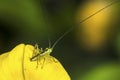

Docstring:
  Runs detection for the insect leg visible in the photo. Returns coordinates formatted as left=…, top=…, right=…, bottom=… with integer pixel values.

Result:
left=41, top=57, right=45, bottom=69
left=36, top=56, right=39, bottom=68
left=50, top=56, right=58, bottom=63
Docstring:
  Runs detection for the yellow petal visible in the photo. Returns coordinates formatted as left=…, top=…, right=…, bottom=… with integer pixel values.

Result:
left=0, top=44, right=71, bottom=80
left=0, top=44, right=25, bottom=80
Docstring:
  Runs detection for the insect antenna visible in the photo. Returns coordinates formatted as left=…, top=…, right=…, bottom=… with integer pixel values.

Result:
left=51, top=0, right=119, bottom=51
left=48, top=38, right=51, bottom=48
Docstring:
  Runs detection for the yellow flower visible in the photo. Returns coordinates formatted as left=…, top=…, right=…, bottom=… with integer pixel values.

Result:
left=0, top=44, right=71, bottom=80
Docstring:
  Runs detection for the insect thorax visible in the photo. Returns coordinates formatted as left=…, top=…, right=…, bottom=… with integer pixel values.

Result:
left=41, top=48, right=52, bottom=56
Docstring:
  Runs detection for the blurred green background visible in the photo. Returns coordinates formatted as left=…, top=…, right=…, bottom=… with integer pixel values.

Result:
left=0, top=0, right=120, bottom=80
